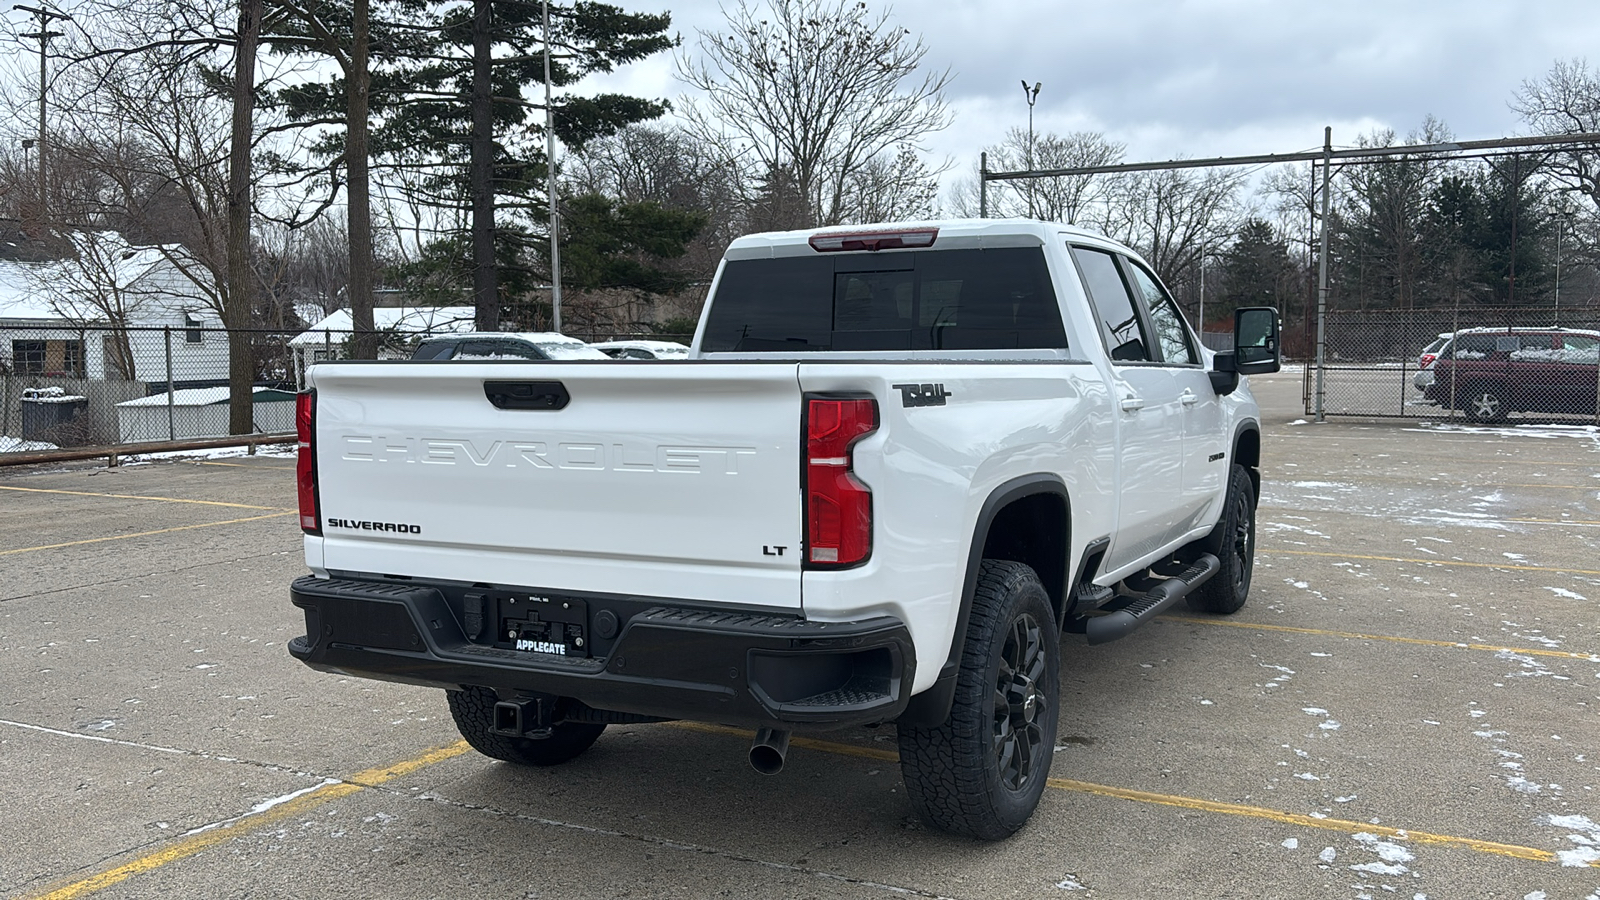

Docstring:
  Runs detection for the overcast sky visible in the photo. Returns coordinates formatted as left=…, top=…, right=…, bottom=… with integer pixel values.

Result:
left=586, top=0, right=1600, bottom=187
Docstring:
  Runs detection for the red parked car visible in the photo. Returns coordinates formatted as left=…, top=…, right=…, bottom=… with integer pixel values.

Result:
left=1423, top=327, right=1600, bottom=422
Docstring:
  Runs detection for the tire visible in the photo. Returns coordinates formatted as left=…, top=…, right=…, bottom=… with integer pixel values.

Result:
left=897, top=560, right=1060, bottom=841
left=1464, top=387, right=1508, bottom=423
left=1188, top=464, right=1256, bottom=614
left=447, top=687, right=605, bottom=766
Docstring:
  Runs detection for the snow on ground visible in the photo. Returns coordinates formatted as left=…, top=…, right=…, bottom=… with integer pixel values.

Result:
left=120, top=443, right=296, bottom=462
left=0, top=436, right=59, bottom=453
left=1407, top=422, right=1600, bottom=446
left=1546, top=814, right=1600, bottom=868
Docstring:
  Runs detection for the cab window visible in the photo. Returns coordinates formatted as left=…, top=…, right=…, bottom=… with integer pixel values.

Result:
left=1070, top=246, right=1150, bottom=362
left=1123, top=262, right=1197, bottom=365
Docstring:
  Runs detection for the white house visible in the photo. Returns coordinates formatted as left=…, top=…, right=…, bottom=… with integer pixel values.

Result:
left=0, top=232, right=227, bottom=385
left=289, top=306, right=477, bottom=388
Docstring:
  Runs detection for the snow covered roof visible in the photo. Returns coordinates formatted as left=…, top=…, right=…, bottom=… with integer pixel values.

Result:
left=117, top=386, right=299, bottom=407
left=1, top=232, right=210, bottom=323
left=0, top=258, right=58, bottom=320
left=290, top=306, right=478, bottom=346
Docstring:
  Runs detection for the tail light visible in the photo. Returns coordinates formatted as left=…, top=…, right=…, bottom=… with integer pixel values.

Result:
left=804, top=396, right=877, bottom=567
left=1420, top=354, right=1437, bottom=369
left=296, top=390, right=320, bottom=534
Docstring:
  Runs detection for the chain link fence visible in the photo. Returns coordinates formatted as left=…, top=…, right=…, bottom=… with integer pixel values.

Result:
left=1305, top=307, right=1600, bottom=422
left=0, top=322, right=698, bottom=462
left=0, top=324, right=303, bottom=454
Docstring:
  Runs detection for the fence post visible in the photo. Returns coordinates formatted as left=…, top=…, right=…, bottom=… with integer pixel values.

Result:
left=164, top=325, right=176, bottom=441
left=1314, top=127, right=1332, bottom=423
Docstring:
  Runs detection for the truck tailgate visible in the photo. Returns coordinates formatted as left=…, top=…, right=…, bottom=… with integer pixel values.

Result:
left=309, top=362, right=804, bottom=609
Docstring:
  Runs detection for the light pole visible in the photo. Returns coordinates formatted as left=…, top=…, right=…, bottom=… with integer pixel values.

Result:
left=544, top=0, right=563, bottom=333
left=1020, top=80, right=1040, bottom=219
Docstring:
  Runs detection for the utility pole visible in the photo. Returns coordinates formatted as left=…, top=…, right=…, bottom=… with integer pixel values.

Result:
left=1020, top=80, right=1041, bottom=219
left=544, top=0, right=563, bottom=333
left=16, top=3, right=69, bottom=228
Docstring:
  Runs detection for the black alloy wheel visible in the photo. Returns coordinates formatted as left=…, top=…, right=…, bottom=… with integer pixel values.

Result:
left=993, top=612, right=1049, bottom=791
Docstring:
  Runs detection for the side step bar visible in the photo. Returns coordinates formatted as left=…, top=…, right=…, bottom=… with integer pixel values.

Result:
left=1084, top=554, right=1221, bottom=645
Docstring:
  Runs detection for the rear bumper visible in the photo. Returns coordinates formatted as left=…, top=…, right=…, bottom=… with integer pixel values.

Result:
left=287, top=575, right=914, bottom=730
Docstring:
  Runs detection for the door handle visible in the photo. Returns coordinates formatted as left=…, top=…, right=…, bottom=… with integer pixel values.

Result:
left=1120, top=397, right=1145, bottom=412
left=1180, top=390, right=1198, bottom=406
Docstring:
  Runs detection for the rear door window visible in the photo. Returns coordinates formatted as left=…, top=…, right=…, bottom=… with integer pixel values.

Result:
left=1451, top=334, right=1497, bottom=359
left=1122, top=261, right=1196, bottom=365
left=1510, top=333, right=1557, bottom=361
left=1070, top=246, right=1150, bottom=362
left=700, top=247, right=1067, bottom=352
left=1559, top=335, right=1599, bottom=363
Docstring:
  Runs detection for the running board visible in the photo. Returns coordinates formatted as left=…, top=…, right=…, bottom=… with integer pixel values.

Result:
left=1082, top=554, right=1221, bottom=645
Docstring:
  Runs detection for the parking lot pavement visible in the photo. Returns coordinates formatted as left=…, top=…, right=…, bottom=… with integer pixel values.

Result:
left=3, top=375, right=1599, bottom=898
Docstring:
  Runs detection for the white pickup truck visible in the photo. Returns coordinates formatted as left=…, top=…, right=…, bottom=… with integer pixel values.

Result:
left=288, top=219, right=1280, bottom=839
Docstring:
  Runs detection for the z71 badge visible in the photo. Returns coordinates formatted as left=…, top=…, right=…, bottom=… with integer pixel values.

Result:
left=891, top=383, right=953, bottom=408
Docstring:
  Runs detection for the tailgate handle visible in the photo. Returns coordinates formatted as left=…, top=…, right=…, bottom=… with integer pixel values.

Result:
left=484, top=380, right=570, bottom=410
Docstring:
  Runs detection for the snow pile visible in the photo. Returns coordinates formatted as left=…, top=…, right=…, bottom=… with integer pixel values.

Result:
left=1348, top=832, right=1415, bottom=877
left=1510, top=346, right=1600, bottom=364
left=0, top=436, right=60, bottom=453
left=21, top=386, right=87, bottom=403
left=1546, top=814, right=1600, bottom=868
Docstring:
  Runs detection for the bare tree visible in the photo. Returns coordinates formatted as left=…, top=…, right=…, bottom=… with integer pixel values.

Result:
left=980, top=129, right=1125, bottom=224
left=676, top=0, right=952, bottom=228
left=1095, top=166, right=1243, bottom=289
left=838, top=143, right=941, bottom=225
left=565, top=123, right=744, bottom=279
left=1512, top=58, right=1600, bottom=210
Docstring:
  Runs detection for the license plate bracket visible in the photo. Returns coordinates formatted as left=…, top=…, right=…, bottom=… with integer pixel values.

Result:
left=495, top=594, right=588, bottom=658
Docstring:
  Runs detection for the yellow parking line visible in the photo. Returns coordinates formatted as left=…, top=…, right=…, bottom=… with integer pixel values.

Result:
left=28, top=741, right=472, bottom=900
left=1047, top=778, right=1560, bottom=863
left=0, top=512, right=296, bottom=556
left=0, top=485, right=292, bottom=512
left=1158, top=616, right=1600, bottom=662
left=1266, top=547, right=1600, bottom=577
left=671, top=723, right=1583, bottom=867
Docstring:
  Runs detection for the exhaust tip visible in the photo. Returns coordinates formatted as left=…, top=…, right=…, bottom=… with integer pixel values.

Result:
left=748, top=727, right=791, bottom=776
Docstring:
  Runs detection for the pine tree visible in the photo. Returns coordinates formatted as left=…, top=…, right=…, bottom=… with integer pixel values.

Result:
left=267, top=0, right=686, bottom=329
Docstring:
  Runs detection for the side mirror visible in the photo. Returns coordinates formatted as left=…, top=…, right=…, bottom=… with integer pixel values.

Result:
left=1232, top=306, right=1281, bottom=375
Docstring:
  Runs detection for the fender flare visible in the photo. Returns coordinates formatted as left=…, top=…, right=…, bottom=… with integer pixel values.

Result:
left=1230, top=419, right=1262, bottom=502
left=896, top=473, right=1069, bottom=727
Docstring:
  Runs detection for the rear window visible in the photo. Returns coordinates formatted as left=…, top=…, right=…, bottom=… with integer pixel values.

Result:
left=699, top=247, right=1067, bottom=353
